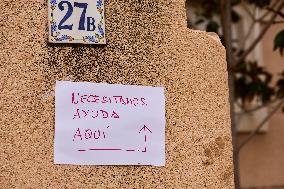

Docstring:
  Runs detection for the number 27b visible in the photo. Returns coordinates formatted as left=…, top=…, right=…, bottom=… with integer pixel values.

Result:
left=58, top=1, right=96, bottom=31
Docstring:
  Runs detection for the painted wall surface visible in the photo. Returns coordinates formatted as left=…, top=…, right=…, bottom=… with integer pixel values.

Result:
left=0, top=0, right=234, bottom=188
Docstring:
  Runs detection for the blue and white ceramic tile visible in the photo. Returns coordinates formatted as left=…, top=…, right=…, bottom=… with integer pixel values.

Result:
left=48, top=0, right=106, bottom=44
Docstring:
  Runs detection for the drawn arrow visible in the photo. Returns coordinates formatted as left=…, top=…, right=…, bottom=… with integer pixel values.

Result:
left=139, top=125, right=152, bottom=152
left=139, top=125, right=152, bottom=134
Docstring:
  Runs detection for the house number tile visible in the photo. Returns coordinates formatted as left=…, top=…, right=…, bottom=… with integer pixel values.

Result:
left=48, top=0, right=106, bottom=44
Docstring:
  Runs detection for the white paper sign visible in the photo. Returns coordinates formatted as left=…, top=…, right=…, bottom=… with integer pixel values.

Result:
left=54, top=81, right=166, bottom=166
left=48, top=0, right=106, bottom=44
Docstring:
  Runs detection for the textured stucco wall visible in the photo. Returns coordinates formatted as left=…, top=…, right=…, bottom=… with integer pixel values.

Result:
left=0, top=0, right=234, bottom=188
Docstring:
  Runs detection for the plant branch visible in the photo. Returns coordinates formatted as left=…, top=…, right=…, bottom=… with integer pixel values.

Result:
left=273, top=20, right=284, bottom=24
left=242, top=22, right=256, bottom=48
left=266, top=6, right=284, bottom=18
left=240, top=4, right=257, bottom=50
left=240, top=0, right=281, bottom=49
left=241, top=1, right=255, bottom=20
left=257, top=0, right=280, bottom=21
left=257, top=20, right=284, bottom=24
left=237, top=1, right=284, bottom=63
left=237, top=99, right=284, bottom=154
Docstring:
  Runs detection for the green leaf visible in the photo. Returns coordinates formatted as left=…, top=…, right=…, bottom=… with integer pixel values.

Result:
left=194, top=19, right=205, bottom=25
left=246, top=0, right=271, bottom=8
left=231, top=9, right=241, bottom=23
left=206, top=20, right=219, bottom=33
left=274, top=30, right=284, bottom=56
left=276, top=79, right=284, bottom=98
left=231, top=0, right=241, bottom=6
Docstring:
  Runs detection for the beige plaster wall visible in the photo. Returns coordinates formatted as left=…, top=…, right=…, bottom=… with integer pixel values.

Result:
left=239, top=112, right=284, bottom=188
left=0, top=0, right=234, bottom=188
